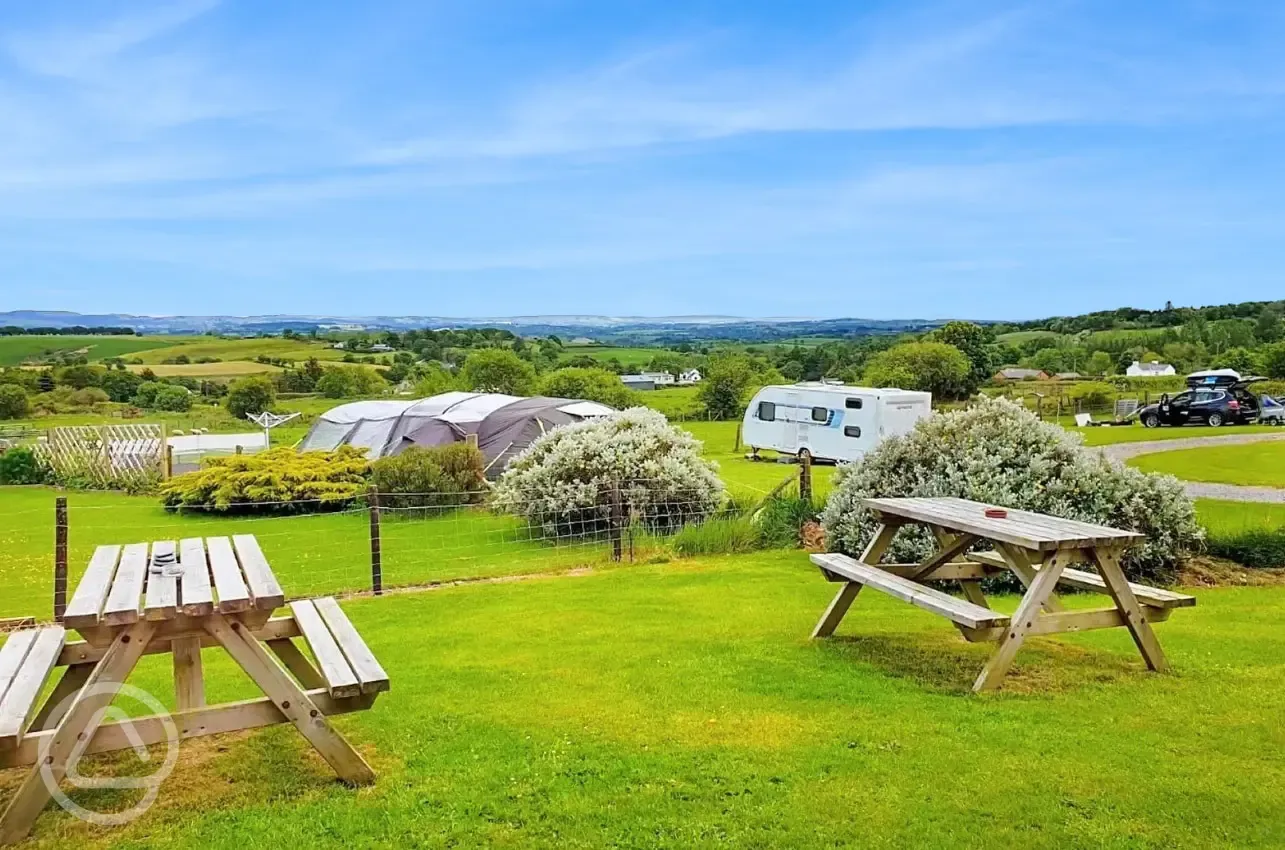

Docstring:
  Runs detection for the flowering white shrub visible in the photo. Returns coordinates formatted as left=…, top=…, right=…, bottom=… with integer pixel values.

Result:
left=821, top=397, right=1203, bottom=584
left=492, top=407, right=725, bottom=536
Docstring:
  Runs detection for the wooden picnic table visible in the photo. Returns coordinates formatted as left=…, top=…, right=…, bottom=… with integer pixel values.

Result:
left=0, top=535, right=388, bottom=844
left=810, top=497, right=1195, bottom=693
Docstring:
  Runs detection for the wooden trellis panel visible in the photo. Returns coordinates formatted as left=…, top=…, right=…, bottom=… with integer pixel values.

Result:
left=36, top=425, right=165, bottom=489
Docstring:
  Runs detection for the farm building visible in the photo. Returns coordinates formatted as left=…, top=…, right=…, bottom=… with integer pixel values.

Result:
left=300, top=392, right=614, bottom=476
left=1127, top=360, right=1176, bottom=377
left=620, top=375, right=656, bottom=391
left=993, top=367, right=1050, bottom=382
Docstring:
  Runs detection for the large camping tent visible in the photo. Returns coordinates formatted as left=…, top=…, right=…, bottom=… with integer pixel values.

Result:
left=299, top=392, right=614, bottom=476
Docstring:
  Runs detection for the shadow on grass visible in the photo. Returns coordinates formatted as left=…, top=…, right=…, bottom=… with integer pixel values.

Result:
left=0, top=725, right=390, bottom=848
left=822, top=630, right=1144, bottom=696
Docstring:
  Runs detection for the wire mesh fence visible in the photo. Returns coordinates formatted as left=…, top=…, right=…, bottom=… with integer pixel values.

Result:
left=3, top=477, right=767, bottom=624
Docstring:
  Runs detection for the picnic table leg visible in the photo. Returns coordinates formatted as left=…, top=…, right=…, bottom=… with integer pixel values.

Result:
left=0, top=620, right=156, bottom=846
left=28, top=663, right=94, bottom=731
left=972, top=551, right=1070, bottom=693
left=1090, top=547, right=1170, bottom=673
left=204, top=615, right=375, bottom=785
left=926, top=527, right=988, bottom=606
left=172, top=636, right=205, bottom=711
left=811, top=523, right=899, bottom=639
left=995, top=542, right=1064, bottom=613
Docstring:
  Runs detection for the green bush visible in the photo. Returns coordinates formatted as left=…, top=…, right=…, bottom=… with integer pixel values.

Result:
left=0, top=384, right=30, bottom=420
left=1067, top=381, right=1116, bottom=408
left=369, top=444, right=485, bottom=510
left=492, top=408, right=724, bottom=537
left=226, top=375, right=277, bottom=419
left=317, top=365, right=388, bottom=398
left=1207, top=529, right=1285, bottom=569
left=538, top=367, right=635, bottom=408
left=133, top=382, right=191, bottom=411
left=160, top=446, right=369, bottom=513
left=0, top=446, right=50, bottom=484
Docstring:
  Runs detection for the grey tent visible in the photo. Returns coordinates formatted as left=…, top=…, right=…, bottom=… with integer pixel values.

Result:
left=300, top=392, right=614, bottom=477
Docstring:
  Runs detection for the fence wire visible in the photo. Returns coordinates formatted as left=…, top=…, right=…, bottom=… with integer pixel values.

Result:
left=3, top=480, right=735, bottom=623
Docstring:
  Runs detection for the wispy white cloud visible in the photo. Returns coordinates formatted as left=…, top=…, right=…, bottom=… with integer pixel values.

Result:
left=367, top=3, right=1285, bottom=165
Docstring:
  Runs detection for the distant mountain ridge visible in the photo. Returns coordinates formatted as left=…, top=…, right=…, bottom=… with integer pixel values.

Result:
left=0, top=310, right=946, bottom=342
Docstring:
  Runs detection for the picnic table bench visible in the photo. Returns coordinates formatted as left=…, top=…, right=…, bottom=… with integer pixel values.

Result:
left=0, top=535, right=388, bottom=844
left=811, top=497, right=1195, bottom=693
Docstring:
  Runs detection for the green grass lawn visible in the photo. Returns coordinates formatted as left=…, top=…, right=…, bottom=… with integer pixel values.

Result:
left=0, top=336, right=186, bottom=366
left=1131, top=441, right=1285, bottom=487
left=1196, top=499, right=1285, bottom=535
left=1070, top=422, right=1281, bottom=446
left=3, top=551, right=1282, bottom=848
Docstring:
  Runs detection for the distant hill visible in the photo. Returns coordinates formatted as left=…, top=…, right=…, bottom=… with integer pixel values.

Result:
left=0, top=310, right=945, bottom=343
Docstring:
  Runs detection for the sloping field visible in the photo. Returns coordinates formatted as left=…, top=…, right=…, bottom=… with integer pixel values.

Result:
left=131, top=337, right=353, bottom=364
left=126, top=360, right=283, bottom=377
left=0, top=335, right=184, bottom=366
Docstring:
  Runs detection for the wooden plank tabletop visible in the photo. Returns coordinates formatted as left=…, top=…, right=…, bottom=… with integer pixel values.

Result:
left=63, top=536, right=285, bottom=630
left=861, top=497, right=1144, bottom=551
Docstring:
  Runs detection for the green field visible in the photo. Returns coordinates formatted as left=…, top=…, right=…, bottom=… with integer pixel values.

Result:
left=1131, top=441, right=1285, bottom=487
left=638, top=385, right=702, bottom=419
left=0, top=336, right=187, bottom=366
left=131, top=337, right=354, bottom=365
left=559, top=346, right=669, bottom=368
left=2, top=548, right=1283, bottom=847
left=995, top=330, right=1061, bottom=345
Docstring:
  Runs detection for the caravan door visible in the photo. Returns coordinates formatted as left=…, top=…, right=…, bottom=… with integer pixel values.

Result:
left=782, top=390, right=800, bottom=452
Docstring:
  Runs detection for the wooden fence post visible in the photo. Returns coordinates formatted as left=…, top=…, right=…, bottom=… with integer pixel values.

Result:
left=799, top=453, right=813, bottom=504
left=54, top=497, right=68, bottom=623
left=165, top=444, right=174, bottom=479
left=368, top=486, right=383, bottom=595
left=609, top=482, right=623, bottom=563
left=733, top=422, right=742, bottom=454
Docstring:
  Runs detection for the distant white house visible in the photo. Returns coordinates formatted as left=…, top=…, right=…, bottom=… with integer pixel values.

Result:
left=331, top=341, right=346, bottom=349
left=1126, top=360, right=1176, bottom=377
left=640, top=370, right=676, bottom=386
left=370, top=343, right=394, bottom=353
left=679, top=368, right=702, bottom=384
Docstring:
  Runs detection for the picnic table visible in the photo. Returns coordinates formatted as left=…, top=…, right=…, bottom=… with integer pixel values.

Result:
left=0, top=535, right=388, bottom=844
left=810, top=497, right=1195, bottom=693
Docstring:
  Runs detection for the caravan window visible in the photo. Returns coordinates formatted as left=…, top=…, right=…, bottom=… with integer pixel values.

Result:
left=757, top=401, right=776, bottom=421
left=811, top=406, right=828, bottom=423
left=844, top=426, right=861, bottom=438
left=845, top=398, right=863, bottom=410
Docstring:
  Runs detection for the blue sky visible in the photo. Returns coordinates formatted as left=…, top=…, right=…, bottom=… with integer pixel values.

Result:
left=2, top=0, right=1284, bottom=320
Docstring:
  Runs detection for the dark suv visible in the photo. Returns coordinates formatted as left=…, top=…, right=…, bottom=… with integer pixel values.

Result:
left=1138, top=370, right=1265, bottom=428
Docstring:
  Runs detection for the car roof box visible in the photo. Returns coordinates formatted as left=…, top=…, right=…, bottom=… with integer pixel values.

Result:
left=1186, top=369, right=1240, bottom=388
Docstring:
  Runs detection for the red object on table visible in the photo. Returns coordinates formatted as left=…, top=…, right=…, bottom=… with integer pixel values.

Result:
left=984, top=508, right=1008, bottom=519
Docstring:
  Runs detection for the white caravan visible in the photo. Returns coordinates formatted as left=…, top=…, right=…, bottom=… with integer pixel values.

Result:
left=741, top=383, right=932, bottom=463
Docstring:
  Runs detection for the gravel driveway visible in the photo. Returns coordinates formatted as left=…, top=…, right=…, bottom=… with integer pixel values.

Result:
left=1097, top=431, right=1285, bottom=503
